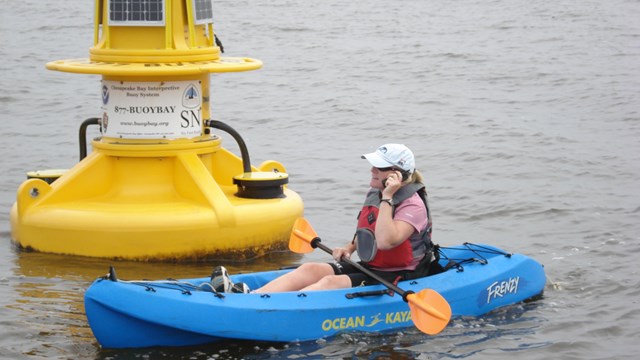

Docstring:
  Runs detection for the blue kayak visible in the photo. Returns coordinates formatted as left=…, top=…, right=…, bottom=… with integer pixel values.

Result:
left=84, top=243, right=546, bottom=348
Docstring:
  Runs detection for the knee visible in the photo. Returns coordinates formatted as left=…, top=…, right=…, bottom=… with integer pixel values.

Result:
left=297, top=262, right=331, bottom=275
left=314, top=274, right=350, bottom=289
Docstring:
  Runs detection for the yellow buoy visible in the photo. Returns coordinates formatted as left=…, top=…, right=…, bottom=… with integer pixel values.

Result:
left=10, top=0, right=304, bottom=261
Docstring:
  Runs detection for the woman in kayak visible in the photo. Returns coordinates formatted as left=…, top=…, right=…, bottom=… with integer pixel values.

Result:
left=212, top=143, right=439, bottom=294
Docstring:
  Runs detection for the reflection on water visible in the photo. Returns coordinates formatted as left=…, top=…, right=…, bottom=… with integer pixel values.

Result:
left=8, top=278, right=93, bottom=358
left=15, top=249, right=304, bottom=280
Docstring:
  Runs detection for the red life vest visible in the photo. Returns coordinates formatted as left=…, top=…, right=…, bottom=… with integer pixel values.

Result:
left=356, top=183, right=432, bottom=270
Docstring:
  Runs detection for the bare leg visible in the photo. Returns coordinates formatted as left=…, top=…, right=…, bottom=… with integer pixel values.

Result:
left=301, top=274, right=352, bottom=291
left=255, top=262, right=335, bottom=293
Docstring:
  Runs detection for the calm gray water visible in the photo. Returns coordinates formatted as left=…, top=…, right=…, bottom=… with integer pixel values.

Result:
left=1, top=0, right=639, bottom=359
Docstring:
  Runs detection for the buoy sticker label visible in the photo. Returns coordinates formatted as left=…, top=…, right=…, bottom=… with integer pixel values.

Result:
left=101, top=80, right=202, bottom=139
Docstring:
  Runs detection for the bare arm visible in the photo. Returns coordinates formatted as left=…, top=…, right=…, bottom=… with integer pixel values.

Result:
left=374, top=204, right=415, bottom=249
left=375, top=170, right=415, bottom=249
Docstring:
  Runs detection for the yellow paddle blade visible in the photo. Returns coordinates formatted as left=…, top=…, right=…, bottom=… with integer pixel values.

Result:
left=407, top=289, right=452, bottom=335
left=288, top=218, right=317, bottom=254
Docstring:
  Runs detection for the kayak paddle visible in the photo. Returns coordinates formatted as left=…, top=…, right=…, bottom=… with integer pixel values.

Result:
left=288, top=217, right=451, bottom=335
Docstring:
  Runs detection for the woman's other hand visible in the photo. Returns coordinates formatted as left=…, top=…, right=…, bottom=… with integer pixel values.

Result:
left=332, top=246, right=352, bottom=261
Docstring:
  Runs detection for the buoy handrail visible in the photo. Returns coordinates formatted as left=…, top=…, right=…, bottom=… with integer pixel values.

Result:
left=79, top=117, right=101, bottom=161
left=205, top=119, right=252, bottom=173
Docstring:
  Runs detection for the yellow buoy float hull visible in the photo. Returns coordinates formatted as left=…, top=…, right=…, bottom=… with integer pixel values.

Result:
left=10, top=138, right=304, bottom=261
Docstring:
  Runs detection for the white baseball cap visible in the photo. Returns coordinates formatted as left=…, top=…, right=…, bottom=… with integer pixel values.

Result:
left=361, top=144, right=415, bottom=173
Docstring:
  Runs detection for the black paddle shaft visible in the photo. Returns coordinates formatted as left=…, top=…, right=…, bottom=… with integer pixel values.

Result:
left=309, top=237, right=413, bottom=302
